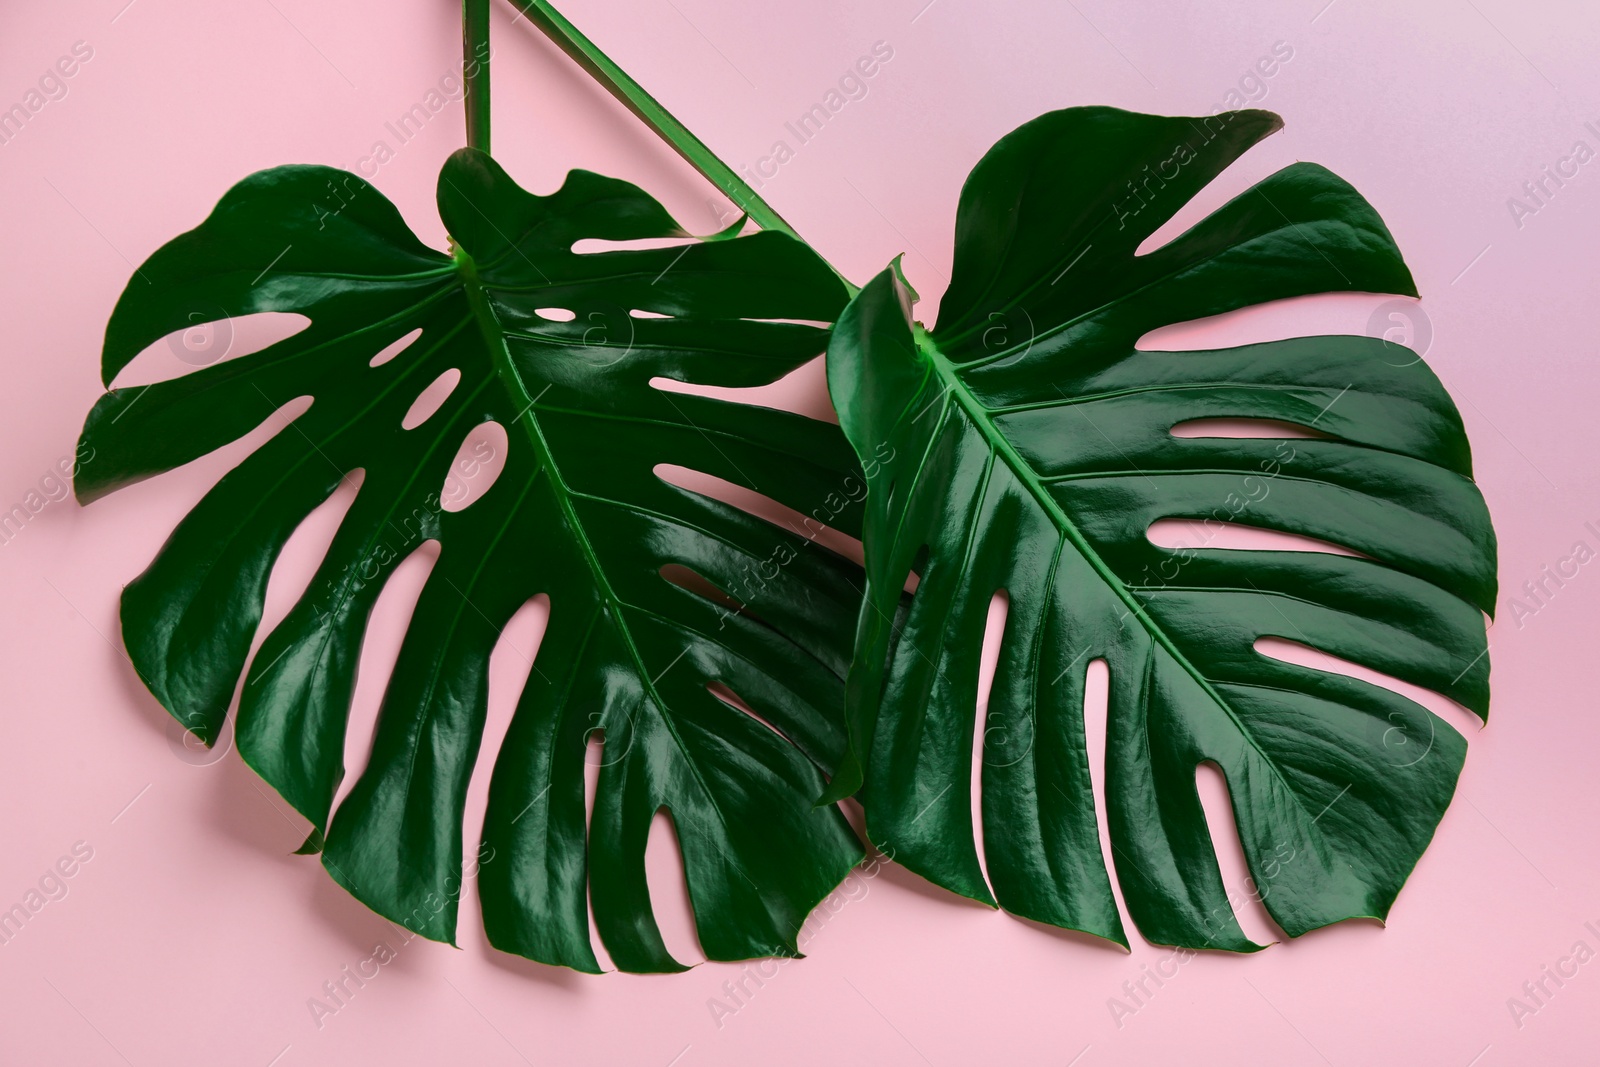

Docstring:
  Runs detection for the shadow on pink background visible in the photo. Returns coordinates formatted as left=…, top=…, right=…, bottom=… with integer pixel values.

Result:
left=1, top=0, right=1597, bottom=1064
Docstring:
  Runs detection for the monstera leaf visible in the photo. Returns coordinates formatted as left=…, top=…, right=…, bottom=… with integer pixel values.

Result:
left=824, top=107, right=1495, bottom=950
left=78, top=148, right=869, bottom=972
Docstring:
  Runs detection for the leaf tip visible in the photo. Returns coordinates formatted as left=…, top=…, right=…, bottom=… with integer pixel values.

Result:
left=815, top=759, right=863, bottom=807
left=887, top=254, right=921, bottom=307
left=293, top=828, right=325, bottom=855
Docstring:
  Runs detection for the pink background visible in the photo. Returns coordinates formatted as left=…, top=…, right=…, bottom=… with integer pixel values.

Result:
left=2, top=0, right=1598, bottom=1063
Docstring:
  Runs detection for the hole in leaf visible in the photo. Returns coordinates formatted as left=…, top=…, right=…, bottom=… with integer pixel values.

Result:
left=583, top=731, right=617, bottom=972
left=1080, top=658, right=1132, bottom=932
left=370, top=327, right=423, bottom=368
left=707, top=681, right=791, bottom=745
left=402, top=368, right=461, bottom=430
left=463, top=594, right=552, bottom=921
left=333, top=539, right=442, bottom=813
left=1136, top=292, right=1401, bottom=352
left=140, top=394, right=314, bottom=520
left=649, top=353, right=835, bottom=424
left=1253, top=636, right=1482, bottom=737
left=660, top=564, right=744, bottom=614
left=1131, top=139, right=1282, bottom=259
left=260, top=469, right=366, bottom=636
left=1146, top=518, right=1365, bottom=558
left=534, top=307, right=576, bottom=322
left=441, top=421, right=508, bottom=513
left=476, top=594, right=551, bottom=782
left=110, top=311, right=313, bottom=389
left=267, top=394, right=315, bottom=426
left=645, top=808, right=706, bottom=966
left=658, top=564, right=782, bottom=638
left=1169, top=418, right=1332, bottom=440
left=739, top=317, right=832, bottom=328
left=971, top=590, right=1009, bottom=898
left=572, top=236, right=696, bottom=255
left=1194, top=760, right=1284, bottom=947
left=653, top=463, right=863, bottom=566
left=630, top=308, right=671, bottom=319
left=225, top=469, right=367, bottom=774
left=494, top=594, right=552, bottom=699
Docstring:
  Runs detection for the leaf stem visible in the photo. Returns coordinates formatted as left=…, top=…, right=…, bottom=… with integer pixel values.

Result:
left=503, top=0, right=856, bottom=292
left=464, top=0, right=492, bottom=154
left=503, top=0, right=782, bottom=232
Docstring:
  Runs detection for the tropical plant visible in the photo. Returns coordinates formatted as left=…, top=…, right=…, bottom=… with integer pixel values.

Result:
left=75, top=0, right=1495, bottom=970
left=75, top=0, right=871, bottom=974
left=823, top=106, right=1495, bottom=949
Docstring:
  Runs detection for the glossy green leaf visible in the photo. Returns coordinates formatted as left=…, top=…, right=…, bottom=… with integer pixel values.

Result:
left=78, top=148, right=869, bottom=973
left=825, top=107, right=1495, bottom=950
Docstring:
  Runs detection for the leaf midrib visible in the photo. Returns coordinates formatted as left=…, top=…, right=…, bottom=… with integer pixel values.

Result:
left=917, top=323, right=1324, bottom=829
left=453, top=245, right=734, bottom=830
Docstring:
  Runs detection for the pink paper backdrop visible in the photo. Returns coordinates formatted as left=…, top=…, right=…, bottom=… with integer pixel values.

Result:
left=2, top=0, right=1597, bottom=1063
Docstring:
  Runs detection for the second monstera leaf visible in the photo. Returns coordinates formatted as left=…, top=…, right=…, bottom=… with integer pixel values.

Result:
left=78, top=149, right=868, bottom=972
left=826, top=107, right=1495, bottom=949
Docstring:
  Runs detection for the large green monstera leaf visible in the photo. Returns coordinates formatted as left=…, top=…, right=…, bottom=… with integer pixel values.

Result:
left=77, top=148, right=868, bottom=972
left=825, top=107, right=1495, bottom=950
